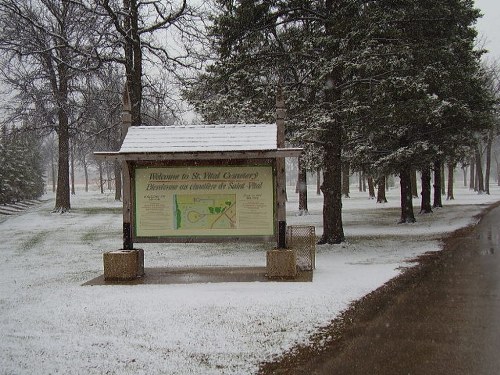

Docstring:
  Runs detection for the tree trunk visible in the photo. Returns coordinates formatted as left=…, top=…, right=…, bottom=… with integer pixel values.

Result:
left=124, top=0, right=143, bottom=126
left=470, top=157, right=475, bottom=190
left=463, top=165, right=467, bottom=187
left=319, top=144, right=344, bottom=243
left=53, top=62, right=71, bottom=212
left=54, top=122, right=70, bottom=211
left=316, top=168, right=321, bottom=195
left=358, top=172, right=363, bottom=192
left=114, top=160, right=122, bottom=201
left=485, top=129, right=492, bottom=194
left=496, top=153, right=500, bottom=186
left=420, top=166, right=432, bottom=213
left=99, top=162, right=104, bottom=194
left=367, top=176, right=375, bottom=199
left=319, top=89, right=344, bottom=247
left=441, top=164, right=445, bottom=195
left=318, top=66, right=344, bottom=244
left=83, top=156, right=89, bottom=193
left=399, top=166, right=416, bottom=223
left=447, top=163, right=455, bottom=200
left=433, top=160, right=443, bottom=208
left=70, top=141, right=75, bottom=195
left=51, top=154, right=56, bottom=193
left=297, top=156, right=308, bottom=215
left=411, top=168, right=418, bottom=198
left=377, top=176, right=387, bottom=203
left=54, top=110, right=70, bottom=211
left=107, top=162, right=112, bottom=191
left=476, top=146, right=485, bottom=193
left=342, top=162, right=350, bottom=198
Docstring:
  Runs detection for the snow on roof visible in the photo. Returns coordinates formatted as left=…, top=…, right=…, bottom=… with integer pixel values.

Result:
left=119, top=124, right=277, bottom=153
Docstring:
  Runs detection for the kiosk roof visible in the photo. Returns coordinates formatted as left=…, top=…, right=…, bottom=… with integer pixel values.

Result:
left=120, top=124, right=277, bottom=153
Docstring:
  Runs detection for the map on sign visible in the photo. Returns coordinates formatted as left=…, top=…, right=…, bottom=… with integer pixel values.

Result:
left=173, top=194, right=237, bottom=230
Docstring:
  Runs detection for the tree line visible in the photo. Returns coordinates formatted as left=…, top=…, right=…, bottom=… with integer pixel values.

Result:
left=183, top=0, right=500, bottom=243
left=0, top=0, right=201, bottom=211
left=0, top=0, right=499, bottom=245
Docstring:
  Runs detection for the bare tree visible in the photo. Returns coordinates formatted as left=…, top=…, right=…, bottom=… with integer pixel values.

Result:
left=95, top=0, right=203, bottom=126
left=0, top=0, right=107, bottom=212
left=75, top=66, right=123, bottom=198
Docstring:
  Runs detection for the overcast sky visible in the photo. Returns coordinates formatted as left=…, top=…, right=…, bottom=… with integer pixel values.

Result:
left=475, top=0, right=500, bottom=63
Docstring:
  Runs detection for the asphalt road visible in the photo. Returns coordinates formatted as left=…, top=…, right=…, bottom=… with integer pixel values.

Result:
left=260, top=203, right=500, bottom=375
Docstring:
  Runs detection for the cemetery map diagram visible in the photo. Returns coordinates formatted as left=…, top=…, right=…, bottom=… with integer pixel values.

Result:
left=174, top=194, right=237, bottom=230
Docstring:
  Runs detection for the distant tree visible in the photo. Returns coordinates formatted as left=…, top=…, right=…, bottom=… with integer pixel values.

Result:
left=41, top=135, right=58, bottom=193
left=411, top=170, right=418, bottom=198
left=342, top=163, right=350, bottom=199
left=77, top=67, right=123, bottom=199
left=142, top=73, right=186, bottom=126
left=367, top=176, right=375, bottom=199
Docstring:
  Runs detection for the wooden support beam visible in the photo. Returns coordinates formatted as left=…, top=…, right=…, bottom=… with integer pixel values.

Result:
left=121, top=84, right=133, bottom=250
left=276, top=86, right=287, bottom=249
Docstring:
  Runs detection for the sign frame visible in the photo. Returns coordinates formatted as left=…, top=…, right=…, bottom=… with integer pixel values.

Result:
left=130, top=159, right=277, bottom=243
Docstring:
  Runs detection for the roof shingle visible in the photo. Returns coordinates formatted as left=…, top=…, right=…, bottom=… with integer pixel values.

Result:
left=120, top=124, right=277, bottom=153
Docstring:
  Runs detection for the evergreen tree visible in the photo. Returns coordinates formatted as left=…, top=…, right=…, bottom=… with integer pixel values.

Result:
left=186, top=0, right=493, bottom=237
left=0, top=126, right=45, bottom=204
left=186, top=1, right=371, bottom=243
left=347, top=0, right=492, bottom=222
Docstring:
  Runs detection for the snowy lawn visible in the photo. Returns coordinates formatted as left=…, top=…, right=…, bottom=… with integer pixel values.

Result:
left=1, top=184, right=499, bottom=374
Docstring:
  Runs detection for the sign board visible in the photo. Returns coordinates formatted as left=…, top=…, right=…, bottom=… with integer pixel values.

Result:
left=134, top=165, right=275, bottom=239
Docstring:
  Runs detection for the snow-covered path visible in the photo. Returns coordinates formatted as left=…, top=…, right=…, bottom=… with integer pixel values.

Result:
left=1, top=186, right=498, bottom=374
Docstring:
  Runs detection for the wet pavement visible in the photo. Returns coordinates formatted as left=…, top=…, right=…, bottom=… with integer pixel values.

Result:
left=260, top=204, right=500, bottom=375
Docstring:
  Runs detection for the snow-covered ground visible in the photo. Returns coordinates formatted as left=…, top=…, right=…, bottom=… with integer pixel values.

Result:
left=1, top=183, right=499, bottom=374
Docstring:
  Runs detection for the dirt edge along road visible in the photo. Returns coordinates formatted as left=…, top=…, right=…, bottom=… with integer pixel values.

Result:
left=259, top=201, right=500, bottom=375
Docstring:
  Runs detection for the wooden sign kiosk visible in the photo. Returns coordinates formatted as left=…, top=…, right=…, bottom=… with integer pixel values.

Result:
left=95, top=92, right=301, bottom=281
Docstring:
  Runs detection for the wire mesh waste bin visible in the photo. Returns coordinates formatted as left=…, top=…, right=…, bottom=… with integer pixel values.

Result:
left=286, top=225, right=316, bottom=271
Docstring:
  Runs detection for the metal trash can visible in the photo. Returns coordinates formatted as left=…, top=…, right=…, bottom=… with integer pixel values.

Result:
left=286, top=225, right=316, bottom=271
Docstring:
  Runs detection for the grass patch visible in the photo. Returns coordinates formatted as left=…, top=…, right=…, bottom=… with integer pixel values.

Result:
left=72, top=207, right=122, bottom=215
left=20, top=231, right=49, bottom=252
left=82, top=229, right=122, bottom=243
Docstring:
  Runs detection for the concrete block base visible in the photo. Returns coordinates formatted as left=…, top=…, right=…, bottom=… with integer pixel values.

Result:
left=103, top=249, right=144, bottom=281
left=266, top=249, right=297, bottom=279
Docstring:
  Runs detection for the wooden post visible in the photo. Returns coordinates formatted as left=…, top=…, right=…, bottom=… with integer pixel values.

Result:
left=276, top=86, right=287, bottom=249
left=122, top=84, right=133, bottom=250
left=102, top=83, right=145, bottom=281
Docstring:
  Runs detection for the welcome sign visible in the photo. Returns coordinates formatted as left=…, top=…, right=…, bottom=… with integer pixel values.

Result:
left=134, top=165, right=275, bottom=238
